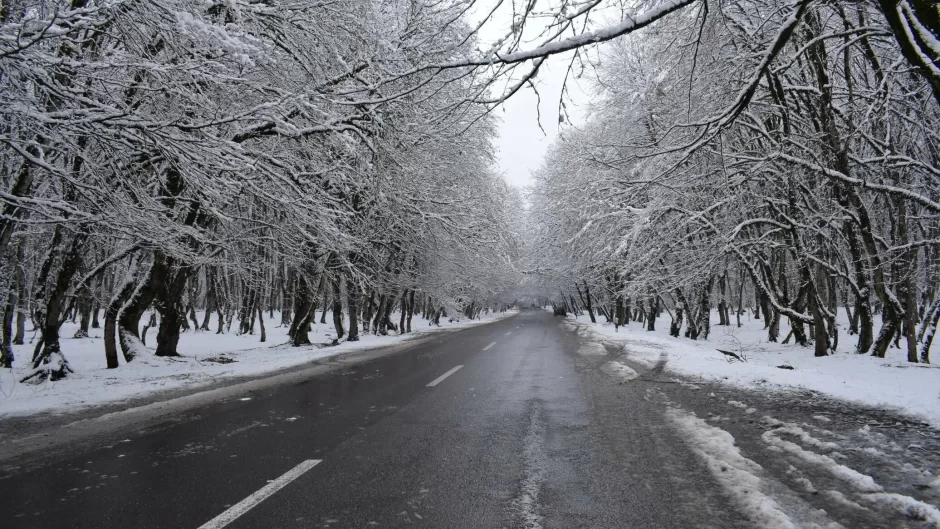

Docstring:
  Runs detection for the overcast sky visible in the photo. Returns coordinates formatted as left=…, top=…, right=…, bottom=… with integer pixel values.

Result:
left=490, top=57, right=589, bottom=189
left=472, top=3, right=592, bottom=190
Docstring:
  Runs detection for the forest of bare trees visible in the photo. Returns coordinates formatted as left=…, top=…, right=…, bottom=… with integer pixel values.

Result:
left=2, top=0, right=939, bottom=387
left=0, top=0, right=527, bottom=382
left=526, top=0, right=940, bottom=362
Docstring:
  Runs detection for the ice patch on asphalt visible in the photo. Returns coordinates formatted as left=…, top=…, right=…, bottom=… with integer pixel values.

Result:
left=601, top=361, right=638, bottom=381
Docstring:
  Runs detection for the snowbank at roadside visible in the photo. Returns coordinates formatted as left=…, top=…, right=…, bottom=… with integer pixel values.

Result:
left=572, top=311, right=940, bottom=428
left=0, top=310, right=515, bottom=418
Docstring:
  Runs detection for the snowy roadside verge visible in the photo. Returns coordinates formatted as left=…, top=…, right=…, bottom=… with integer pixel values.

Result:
left=667, top=402, right=940, bottom=528
left=0, top=310, right=516, bottom=420
left=568, top=313, right=940, bottom=428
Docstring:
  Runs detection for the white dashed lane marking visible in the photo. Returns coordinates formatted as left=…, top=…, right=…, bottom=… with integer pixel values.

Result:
left=198, top=459, right=321, bottom=529
left=427, top=365, right=463, bottom=387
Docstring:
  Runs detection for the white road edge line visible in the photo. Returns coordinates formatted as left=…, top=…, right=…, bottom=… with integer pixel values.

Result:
left=483, top=341, right=497, bottom=351
left=427, top=365, right=463, bottom=387
left=197, top=459, right=322, bottom=529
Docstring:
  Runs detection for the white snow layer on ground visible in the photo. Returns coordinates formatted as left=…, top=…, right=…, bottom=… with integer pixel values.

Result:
left=574, top=309, right=940, bottom=427
left=0, top=310, right=515, bottom=417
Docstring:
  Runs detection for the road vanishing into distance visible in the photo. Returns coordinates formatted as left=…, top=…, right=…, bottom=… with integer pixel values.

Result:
left=2, top=310, right=938, bottom=528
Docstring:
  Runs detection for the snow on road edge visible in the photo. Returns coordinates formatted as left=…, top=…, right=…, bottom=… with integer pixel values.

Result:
left=665, top=406, right=800, bottom=528
left=569, top=314, right=940, bottom=428
left=0, top=311, right=516, bottom=418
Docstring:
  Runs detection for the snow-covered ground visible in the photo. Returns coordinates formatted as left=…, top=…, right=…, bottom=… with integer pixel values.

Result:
left=569, top=310, right=940, bottom=428
left=0, top=310, right=515, bottom=418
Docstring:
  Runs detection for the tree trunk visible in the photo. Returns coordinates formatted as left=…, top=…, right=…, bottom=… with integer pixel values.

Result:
left=754, top=289, right=762, bottom=320
left=372, top=294, right=387, bottom=334
left=696, top=278, right=713, bottom=340
left=717, top=271, right=729, bottom=326
left=152, top=255, right=191, bottom=358
left=118, top=260, right=158, bottom=358
left=256, top=303, right=266, bottom=343
left=331, top=277, right=345, bottom=340
left=844, top=288, right=858, bottom=335
left=105, top=278, right=136, bottom=368
left=201, top=274, right=215, bottom=331
left=670, top=290, right=685, bottom=338
left=346, top=279, right=360, bottom=342
left=360, top=293, right=370, bottom=332
left=288, top=273, right=314, bottom=346
left=91, top=300, right=100, bottom=329
left=26, top=231, right=87, bottom=382
left=1, top=290, right=15, bottom=368
left=247, top=291, right=258, bottom=335
left=919, top=300, right=940, bottom=363
left=809, top=293, right=829, bottom=357
left=141, top=312, right=157, bottom=346
left=237, top=289, right=251, bottom=335
left=319, top=287, right=329, bottom=324
left=1, top=239, right=24, bottom=366
left=215, top=303, right=225, bottom=334
left=188, top=303, right=199, bottom=332
left=14, top=294, right=26, bottom=345
left=382, top=293, right=397, bottom=333
left=406, top=290, right=415, bottom=332
left=0, top=154, right=37, bottom=270
left=399, top=290, right=408, bottom=334
left=583, top=283, right=596, bottom=323
left=278, top=266, right=292, bottom=327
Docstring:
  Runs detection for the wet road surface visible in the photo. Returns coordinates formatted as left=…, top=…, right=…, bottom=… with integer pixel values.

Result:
left=1, top=310, right=937, bottom=528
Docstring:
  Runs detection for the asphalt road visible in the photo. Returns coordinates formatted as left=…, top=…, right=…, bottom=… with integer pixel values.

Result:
left=1, top=310, right=936, bottom=528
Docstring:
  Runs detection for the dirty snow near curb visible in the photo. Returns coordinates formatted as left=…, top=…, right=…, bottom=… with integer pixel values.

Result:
left=0, top=310, right=515, bottom=418
left=667, top=406, right=833, bottom=528
left=601, top=361, right=638, bottom=381
left=572, top=310, right=940, bottom=428
left=670, top=404, right=940, bottom=528
left=577, top=342, right=607, bottom=356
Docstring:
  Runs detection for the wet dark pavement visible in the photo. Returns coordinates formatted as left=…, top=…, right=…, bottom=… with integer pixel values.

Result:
left=0, top=310, right=937, bottom=528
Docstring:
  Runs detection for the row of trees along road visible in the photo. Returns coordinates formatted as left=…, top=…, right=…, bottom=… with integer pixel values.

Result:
left=0, top=0, right=526, bottom=381
left=525, top=0, right=940, bottom=362
left=2, top=0, right=939, bottom=381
